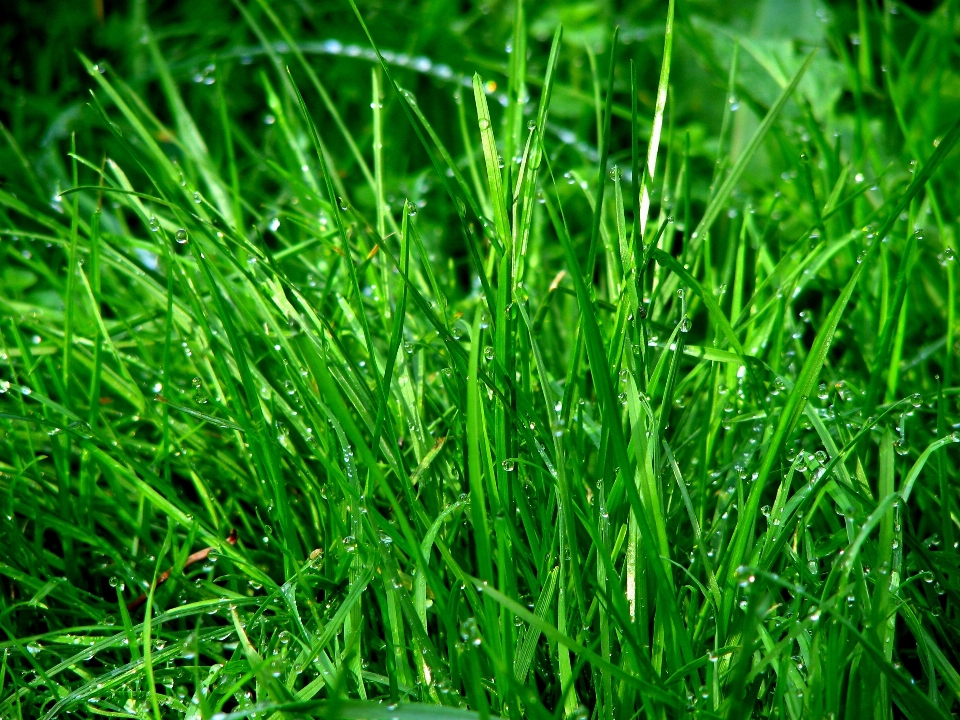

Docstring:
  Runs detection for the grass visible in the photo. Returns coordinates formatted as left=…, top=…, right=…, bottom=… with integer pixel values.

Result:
left=2, top=0, right=960, bottom=718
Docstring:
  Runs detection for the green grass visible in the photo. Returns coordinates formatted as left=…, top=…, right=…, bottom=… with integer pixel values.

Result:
left=2, top=1, right=960, bottom=718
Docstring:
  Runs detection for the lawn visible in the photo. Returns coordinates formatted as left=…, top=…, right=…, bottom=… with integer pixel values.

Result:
left=1, top=0, right=960, bottom=718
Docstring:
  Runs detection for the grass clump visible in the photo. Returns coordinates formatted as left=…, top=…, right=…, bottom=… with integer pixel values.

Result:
left=2, top=1, right=960, bottom=718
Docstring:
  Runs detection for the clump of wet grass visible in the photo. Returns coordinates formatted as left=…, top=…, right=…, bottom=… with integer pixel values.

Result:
left=2, top=1, right=960, bottom=718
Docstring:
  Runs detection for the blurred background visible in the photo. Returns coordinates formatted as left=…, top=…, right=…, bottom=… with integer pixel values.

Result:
left=2, top=0, right=955, bottom=218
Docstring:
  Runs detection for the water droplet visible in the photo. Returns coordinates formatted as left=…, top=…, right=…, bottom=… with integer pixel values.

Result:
left=175, top=229, right=187, bottom=244
left=148, top=216, right=160, bottom=232
left=459, top=617, right=482, bottom=646
left=478, top=118, right=490, bottom=130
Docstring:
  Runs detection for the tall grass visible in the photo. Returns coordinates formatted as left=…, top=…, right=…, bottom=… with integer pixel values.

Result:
left=2, top=1, right=960, bottom=718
